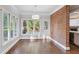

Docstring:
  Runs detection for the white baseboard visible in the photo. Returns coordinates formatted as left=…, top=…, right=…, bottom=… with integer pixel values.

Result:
left=20, top=36, right=46, bottom=39
left=48, top=36, right=70, bottom=50
left=1, top=38, right=20, bottom=54
left=1, top=36, right=70, bottom=54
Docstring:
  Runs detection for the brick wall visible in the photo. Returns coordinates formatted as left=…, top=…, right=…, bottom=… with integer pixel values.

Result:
left=50, top=5, right=70, bottom=49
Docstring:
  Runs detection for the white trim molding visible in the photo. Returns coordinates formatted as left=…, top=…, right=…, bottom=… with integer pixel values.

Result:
left=1, top=38, right=20, bottom=54
left=48, top=36, right=70, bottom=50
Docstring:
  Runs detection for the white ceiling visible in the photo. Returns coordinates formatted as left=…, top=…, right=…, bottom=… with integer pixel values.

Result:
left=15, top=5, right=63, bottom=16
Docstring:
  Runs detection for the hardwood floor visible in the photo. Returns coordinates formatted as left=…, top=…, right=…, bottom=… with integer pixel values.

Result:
left=7, top=39, right=64, bottom=54
left=67, top=44, right=79, bottom=54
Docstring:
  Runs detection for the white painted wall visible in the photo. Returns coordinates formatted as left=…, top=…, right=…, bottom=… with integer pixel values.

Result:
left=0, top=9, right=2, bottom=52
left=20, top=15, right=50, bottom=39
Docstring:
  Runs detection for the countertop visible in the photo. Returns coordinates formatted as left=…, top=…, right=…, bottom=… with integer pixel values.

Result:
left=70, top=31, right=79, bottom=33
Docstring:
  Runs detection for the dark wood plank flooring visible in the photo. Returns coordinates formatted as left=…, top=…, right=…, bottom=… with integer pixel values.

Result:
left=7, top=39, right=79, bottom=54
left=7, top=39, right=64, bottom=54
left=67, top=44, right=79, bottom=54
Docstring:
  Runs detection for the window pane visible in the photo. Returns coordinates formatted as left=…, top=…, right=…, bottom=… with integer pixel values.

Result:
left=3, top=13, right=8, bottom=29
left=23, top=20, right=27, bottom=34
left=44, top=21, right=48, bottom=30
left=11, top=30, right=13, bottom=37
left=3, top=13, right=8, bottom=42
left=34, top=20, right=40, bottom=32
left=3, top=30, right=8, bottom=41
left=14, top=17, right=18, bottom=36
left=10, top=16, right=14, bottom=38
left=27, top=20, right=33, bottom=32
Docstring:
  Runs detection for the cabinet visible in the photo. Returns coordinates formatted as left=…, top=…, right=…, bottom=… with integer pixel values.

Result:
left=70, top=19, right=79, bottom=26
left=74, top=33, right=79, bottom=46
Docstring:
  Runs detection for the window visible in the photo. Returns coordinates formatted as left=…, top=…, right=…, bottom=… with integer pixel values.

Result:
left=10, top=16, right=14, bottom=38
left=22, top=20, right=40, bottom=34
left=3, top=12, right=9, bottom=42
left=23, top=20, right=27, bottom=34
left=27, top=20, right=33, bottom=32
left=44, top=21, right=48, bottom=30
left=15, top=18, right=19, bottom=36
left=14, top=17, right=17, bottom=36
left=2, top=10, right=19, bottom=44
